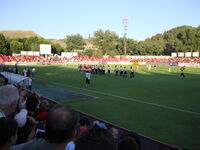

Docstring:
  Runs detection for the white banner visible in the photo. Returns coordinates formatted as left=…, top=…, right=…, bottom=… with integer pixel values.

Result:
left=40, top=44, right=51, bottom=55
left=192, top=52, right=199, bottom=57
left=178, top=52, right=184, bottom=57
left=185, top=52, right=192, bottom=57
left=171, top=52, right=177, bottom=57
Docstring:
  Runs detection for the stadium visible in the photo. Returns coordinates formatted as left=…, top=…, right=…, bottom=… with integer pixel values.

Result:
left=1, top=1, right=200, bottom=149
left=0, top=53, right=200, bottom=150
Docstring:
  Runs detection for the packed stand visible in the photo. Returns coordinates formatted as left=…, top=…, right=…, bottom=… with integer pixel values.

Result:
left=1, top=54, right=200, bottom=64
left=0, top=54, right=70, bottom=64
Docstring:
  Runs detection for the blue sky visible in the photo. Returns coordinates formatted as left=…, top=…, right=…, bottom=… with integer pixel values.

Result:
left=0, top=0, right=199, bottom=41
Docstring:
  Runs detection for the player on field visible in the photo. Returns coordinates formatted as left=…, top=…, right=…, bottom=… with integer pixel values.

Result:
left=180, top=66, right=186, bottom=78
left=130, top=66, right=135, bottom=78
left=108, top=65, right=111, bottom=75
left=168, top=66, right=171, bottom=72
left=120, top=66, right=123, bottom=76
left=115, top=66, right=118, bottom=76
left=85, top=69, right=91, bottom=88
left=123, top=67, right=127, bottom=78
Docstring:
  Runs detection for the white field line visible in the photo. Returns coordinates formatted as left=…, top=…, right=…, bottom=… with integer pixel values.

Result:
left=35, top=78, right=200, bottom=116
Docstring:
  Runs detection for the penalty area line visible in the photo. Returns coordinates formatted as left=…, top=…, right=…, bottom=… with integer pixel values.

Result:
left=34, top=78, right=200, bottom=117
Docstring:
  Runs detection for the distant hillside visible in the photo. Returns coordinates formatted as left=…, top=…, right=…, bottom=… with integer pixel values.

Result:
left=0, top=30, right=40, bottom=38
left=50, top=39, right=66, bottom=48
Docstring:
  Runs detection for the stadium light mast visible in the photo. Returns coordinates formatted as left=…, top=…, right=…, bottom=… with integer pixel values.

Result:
left=122, top=17, right=128, bottom=55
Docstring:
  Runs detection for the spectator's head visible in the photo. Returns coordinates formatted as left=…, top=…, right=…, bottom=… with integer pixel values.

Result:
left=75, top=125, right=117, bottom=150
left=46, top=104, right=79, bottom=143
left=0, top=85, right=19, bottom=116
left=38, top=100, right=49, bottom=112
left=79, top=117, right=90, bottom=127
left=0, top=117, right=18, bottom=148
left=118, top=131, right=141, bottom=150
left=107, top=126, right=119, bottom=142
left=79, top=117, right=90, bottom=135
left=26, top=93, right=39, bottom=112
left=0, top=74, right=8, bottom=86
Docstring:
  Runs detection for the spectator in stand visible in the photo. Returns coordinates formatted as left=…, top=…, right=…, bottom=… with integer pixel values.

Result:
left=0, top=74, right=8, bottom=86
left=0, top=85, right=19, bottom=118
left=79, top=117, right=91, bottom=135
left=107, top=126, right=119, bottom=143
left=0, top=117, right=18, bottom=150
left=75, top=124, right=117, bottom=150
left=11, top=104, right=80, bottom=150
left=118, top=131, right=141, bottom=150
left=36, top=100, right=49, bottom=121
left=26, top=93, right=40, bottom=119
left=15, top=92, right=39, bottom=144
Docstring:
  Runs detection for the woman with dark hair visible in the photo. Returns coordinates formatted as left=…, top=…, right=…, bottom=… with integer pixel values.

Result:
left=0, top=117, right=18, bottom=150
left=26, top=93, right=40, bottom=119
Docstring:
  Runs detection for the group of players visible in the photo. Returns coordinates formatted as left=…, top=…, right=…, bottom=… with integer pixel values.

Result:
left=78, top=64, right=135, bottom=88
left=79, top=64, right=186, bottom=88
left=78, top=64, right=135, bottom=78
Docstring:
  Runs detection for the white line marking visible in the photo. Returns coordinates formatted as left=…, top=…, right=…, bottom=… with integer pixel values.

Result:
left=35, top=78, right=200, bottom=116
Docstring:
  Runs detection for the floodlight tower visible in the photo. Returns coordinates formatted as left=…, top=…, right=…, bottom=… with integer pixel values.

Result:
left=122, top=18, right=128, bottom=55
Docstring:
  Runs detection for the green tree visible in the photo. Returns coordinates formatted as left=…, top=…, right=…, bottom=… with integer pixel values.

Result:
left=117, top=38, right=138, bottom=55
left=0, top=34, right=10, bottom=55
left=10, top=40, right=23, bottom=53
left=92, top=30, right=119, bottom=55
left=51, top=43, right=64, bottom=54
left=65, top=34, right=85, bottom=52
left=164, top=43, right=175, bottom=55
left=30, top=43, right=38, bottom=51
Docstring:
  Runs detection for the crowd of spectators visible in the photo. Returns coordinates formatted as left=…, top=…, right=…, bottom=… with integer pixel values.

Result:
left=0, top=54, right=69, bottom=64
left=0, top=75, right=141, bottom=150
left=1, top=54, right=200, bottom=64
left=70, top=56, right=200, bottom=63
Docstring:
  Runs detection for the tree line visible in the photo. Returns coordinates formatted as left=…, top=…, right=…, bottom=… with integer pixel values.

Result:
left=0, top=35, right=64, bottom=55
left=0, top=25, right=200, bottom=56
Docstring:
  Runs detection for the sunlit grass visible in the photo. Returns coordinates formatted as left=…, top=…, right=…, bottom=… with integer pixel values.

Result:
left=18, top=64, right=200, bottom=150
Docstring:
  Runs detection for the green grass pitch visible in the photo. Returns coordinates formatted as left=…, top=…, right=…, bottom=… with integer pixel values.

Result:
left=22, top=64, right=200, bottom=150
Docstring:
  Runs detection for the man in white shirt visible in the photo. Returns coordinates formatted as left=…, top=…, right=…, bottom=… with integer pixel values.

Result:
left=23, top=68, right=27, bottom=77
left=130, top=66, right=135, bottom=78
left=85, top=71, right=91, bottom=88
